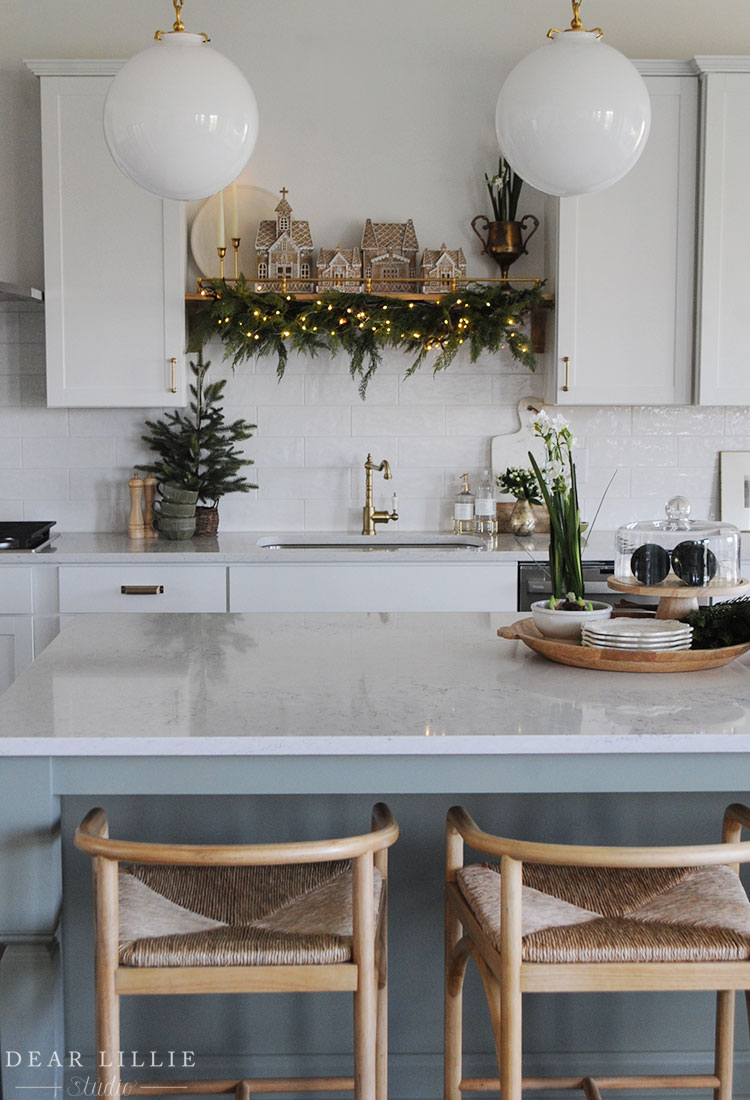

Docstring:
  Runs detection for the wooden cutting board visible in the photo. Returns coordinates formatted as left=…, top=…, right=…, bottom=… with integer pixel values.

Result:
left=491, top=396, right=546, bottom=501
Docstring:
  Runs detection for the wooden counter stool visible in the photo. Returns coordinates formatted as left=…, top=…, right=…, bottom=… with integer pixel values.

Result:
left=445, top=803, right=750, bottom=1100
left=75, top=803, right=398, bottom=1100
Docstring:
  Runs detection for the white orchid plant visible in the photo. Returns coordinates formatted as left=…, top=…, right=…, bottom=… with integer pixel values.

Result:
left=528, top=411, right=588, bottom=608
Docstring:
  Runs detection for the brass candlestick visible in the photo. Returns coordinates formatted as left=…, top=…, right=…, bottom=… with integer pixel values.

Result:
left=217, top=246, right=227, bottom=279
left=231, top=237, right=241, bottom=280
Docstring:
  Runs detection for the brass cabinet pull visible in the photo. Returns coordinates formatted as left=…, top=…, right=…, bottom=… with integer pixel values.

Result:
left=120, top=585, right=164, bottom=596
left=562, top=356, right=570, bottom=392
left=169, top=357, right=177, bottom=394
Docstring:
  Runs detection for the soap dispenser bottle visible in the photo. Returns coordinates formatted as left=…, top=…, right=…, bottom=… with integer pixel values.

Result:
left=453, top=473, right=475, bottom=534
left=474, top=468, right=497, bottom=536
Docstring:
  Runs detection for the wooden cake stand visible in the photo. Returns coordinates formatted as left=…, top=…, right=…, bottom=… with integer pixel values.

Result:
left=607, top=576, right=750, bottom=619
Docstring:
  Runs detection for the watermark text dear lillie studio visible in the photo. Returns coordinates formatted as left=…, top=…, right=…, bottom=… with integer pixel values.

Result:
left=5, top=1051, right=197, bottom=1096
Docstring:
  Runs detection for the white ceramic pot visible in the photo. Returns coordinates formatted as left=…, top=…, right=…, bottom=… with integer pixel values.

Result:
left=530, top=600, right=612, bottom=641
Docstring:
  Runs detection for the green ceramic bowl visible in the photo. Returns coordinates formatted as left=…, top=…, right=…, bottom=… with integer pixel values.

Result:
left=157, top=515, right=196, bottom=540
left=158, top=482, right=199, bottom=505
left=155, top=500, right=196, bottom=518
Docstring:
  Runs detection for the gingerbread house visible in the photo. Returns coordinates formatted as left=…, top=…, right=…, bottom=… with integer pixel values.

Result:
left=420, top=244, right=467, bottom=293
left=361, top=219, right=418, bottom=292
left=255, top=189, right=314, bottom=291
left=317, top=246, right=363, bottom=292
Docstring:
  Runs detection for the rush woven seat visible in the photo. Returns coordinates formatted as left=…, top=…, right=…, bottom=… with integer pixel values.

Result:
left=445, top=803, right=750, bottom=1100
left=457, top=863, right=750, bottom=964
left=119, top=862, right=382, bottom=967
left=75, top=804, right=398, bottom=1100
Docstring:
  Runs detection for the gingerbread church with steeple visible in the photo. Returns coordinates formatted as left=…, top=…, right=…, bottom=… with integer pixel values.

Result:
left=255, top=189, right=314, bottom=291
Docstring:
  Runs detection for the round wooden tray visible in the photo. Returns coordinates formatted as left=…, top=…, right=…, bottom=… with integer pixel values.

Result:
left=498, top=618, right=750, bottom=673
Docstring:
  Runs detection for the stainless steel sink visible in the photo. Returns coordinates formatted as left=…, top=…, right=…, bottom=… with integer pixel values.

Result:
left=257, top=534, right=488, bottom=551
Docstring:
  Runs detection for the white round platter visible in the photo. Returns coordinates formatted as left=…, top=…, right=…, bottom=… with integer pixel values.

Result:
left=191, top=184, right=279, bottom=281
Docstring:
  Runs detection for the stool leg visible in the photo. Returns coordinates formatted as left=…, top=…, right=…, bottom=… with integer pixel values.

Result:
left=353, top=854, right=376, bottom=1100
left=499, top=856, right=523, bottom=1100
left=714, top=990, right=736, bottom=1100
left=95, top=858, right=120, bottom=1097
left=444, top=913, right=465, bottom=1100
left=375, top=900, right=388, bottom=1100
left=445, top=822, right=465, bottom=1100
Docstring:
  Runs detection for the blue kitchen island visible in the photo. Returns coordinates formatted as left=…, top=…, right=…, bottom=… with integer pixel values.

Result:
left=2, top=611, right=750, bottom=1097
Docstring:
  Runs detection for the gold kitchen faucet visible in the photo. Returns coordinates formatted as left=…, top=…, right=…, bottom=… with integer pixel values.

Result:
left=362, top=454, right=399, bottom=535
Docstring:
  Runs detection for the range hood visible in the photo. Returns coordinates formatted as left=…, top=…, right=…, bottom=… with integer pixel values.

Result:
left=0, top=281, right=43, bottom=303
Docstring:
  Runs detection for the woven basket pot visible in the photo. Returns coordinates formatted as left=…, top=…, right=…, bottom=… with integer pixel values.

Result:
left=194, top=505, right=219, bottom=537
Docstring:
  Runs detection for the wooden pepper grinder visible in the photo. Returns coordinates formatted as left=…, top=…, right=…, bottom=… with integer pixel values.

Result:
left=128, top=472, right=145, bottom=540
left=142, top=475, right=158, bottom=538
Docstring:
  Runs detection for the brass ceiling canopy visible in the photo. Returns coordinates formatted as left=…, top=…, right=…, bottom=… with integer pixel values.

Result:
left=547, top=0, right=603, bottom=40
left=154, top=0, right=209, bottom=42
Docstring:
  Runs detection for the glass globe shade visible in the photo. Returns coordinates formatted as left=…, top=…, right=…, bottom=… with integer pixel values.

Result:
left=495, top=32, right=651, bottom=197
left=104, top=32, right=259, bottom=201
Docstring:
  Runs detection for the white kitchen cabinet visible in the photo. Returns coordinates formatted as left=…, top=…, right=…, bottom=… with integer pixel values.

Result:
left=229, top=562, right=517, bottom=612
left=58, top=565, right=227, bottom=613
left=0, top=617, right=34, bottom=694
left=693, top=59, right=750, bottom=405
left=545, top=65, right=698, bottom=406
left=0, top=566, right=57, bottom=694
left=27, top=60, right=186, bottom=408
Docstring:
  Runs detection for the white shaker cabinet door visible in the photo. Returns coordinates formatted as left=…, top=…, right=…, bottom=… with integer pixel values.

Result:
left=546, top=68, right=697, bottom=406
left=30, top=62, right=186, bottom=407
left=694, top=63, right=750, bottom=405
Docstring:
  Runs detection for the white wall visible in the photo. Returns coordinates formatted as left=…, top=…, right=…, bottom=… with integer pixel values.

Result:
left=1, top=1, right=750, bottom=533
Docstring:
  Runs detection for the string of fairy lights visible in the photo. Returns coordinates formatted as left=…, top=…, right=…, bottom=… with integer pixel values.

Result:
left=188, top=279, right=545, bottom=397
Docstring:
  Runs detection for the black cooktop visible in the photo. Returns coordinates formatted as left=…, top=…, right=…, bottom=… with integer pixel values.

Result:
left=0, top=521, right=56, bottom=550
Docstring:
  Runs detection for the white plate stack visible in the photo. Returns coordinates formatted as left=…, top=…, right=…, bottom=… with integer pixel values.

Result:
left=581, top=617, right=693, bottom=651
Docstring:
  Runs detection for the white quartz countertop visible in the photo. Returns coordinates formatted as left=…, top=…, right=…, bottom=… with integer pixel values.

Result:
left=4, top=529, right=617, bottom=564
left=2, top=611, right=750, bottom=757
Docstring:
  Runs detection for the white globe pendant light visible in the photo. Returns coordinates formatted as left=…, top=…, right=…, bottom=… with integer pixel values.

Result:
left=495, top=0, right=650, bottom=198
left=103, top=0, right=259, bottom=201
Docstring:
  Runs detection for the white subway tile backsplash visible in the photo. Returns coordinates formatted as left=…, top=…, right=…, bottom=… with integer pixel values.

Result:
left=222, top=496, right=304, bottom=531
left=15, top=469, right=69, bottom=501
left=229, top=373, right=305, bottom=406
left=304, top=436, right=399, bottom=467
left=398, top=436, right=490, bottom=468
left=2, top=304, right=750, bottom=533
left=258, top=467, right=351, bottom=500
left=0, top=344, right=45, bottom=374
left=677, top=434, right=750, bottom=466
left=0, top=314, right=20, bottom=343
left=306, top=373, right=398, bottom=406
left=445, top=405, right=517, bottom=436
left=0, top=438, right=22, bottom=467
left=352, top=406, right=444, bottom=436
left=725, top=409, right=750, bottom=435
left=259, top=406, right=350, bottom=437
left=630, top=466, right=717, bottom=500
left=399, top=374, right=493, bottom=406
left=0, top=408, right=67, bottom=437
left=568, top=407, right=633, bottom=435
left=584, top=435, right=677, bottom=468
left=252, top=437, right=305, bottom=467
left=22, top=436, right=117, bottom=469
left=632, top=405, right=725, bottom=435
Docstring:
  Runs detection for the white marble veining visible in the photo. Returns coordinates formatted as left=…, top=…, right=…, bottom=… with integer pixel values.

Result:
left=2, top=611, right=750, bottom=757
left=0, top=529, right=617, bottom=564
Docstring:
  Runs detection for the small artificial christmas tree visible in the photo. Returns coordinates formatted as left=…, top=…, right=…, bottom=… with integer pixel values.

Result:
left=141, top=352, right=257, bottom=534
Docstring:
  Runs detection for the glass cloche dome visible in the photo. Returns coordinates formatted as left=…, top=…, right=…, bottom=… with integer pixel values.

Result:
left=615, top=497, right=741, bottom=588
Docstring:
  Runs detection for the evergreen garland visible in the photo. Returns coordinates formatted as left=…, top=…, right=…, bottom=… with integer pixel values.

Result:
left=189, top=278, right=545, bottom=398
left=141, top=353, right=257, bottom=507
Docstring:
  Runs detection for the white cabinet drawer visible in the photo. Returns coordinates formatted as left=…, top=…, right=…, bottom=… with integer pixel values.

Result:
left=59, top=565, right=227, bottom=613
left=0, top=568, right=34, bottom=614
left=229, top=563, right=517, bottom=612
